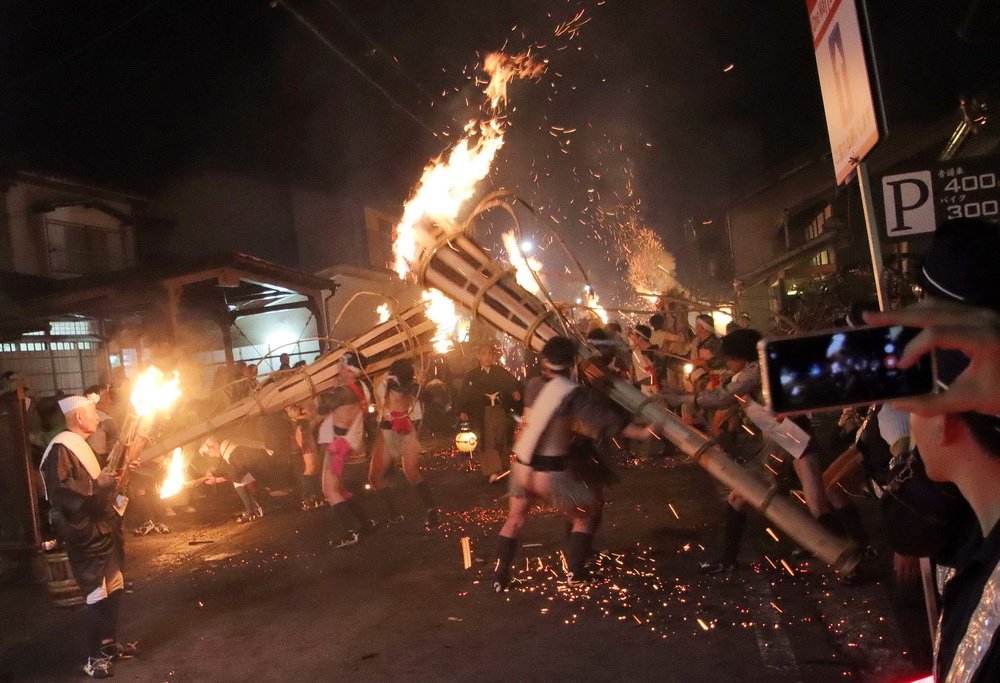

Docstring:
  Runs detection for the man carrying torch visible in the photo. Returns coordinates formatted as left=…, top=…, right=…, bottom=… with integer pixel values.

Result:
left=493, top=336, right=658, bottom=590
left=40, top=395, right=140, bottom=679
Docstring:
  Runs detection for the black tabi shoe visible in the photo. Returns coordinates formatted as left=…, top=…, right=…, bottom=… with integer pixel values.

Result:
left=424, top=508, right=440, bottom=528
left=386, top=514, right=404, bottom=525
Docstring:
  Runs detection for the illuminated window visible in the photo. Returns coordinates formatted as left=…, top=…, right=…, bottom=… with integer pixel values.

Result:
left=811, top=249, right=832, bottom=266
left=1, top=338, right=101, bottom=395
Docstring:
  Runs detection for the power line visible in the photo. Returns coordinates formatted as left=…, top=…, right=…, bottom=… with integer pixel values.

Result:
left=274, top=0, right=438, bottom=138
left=317, top=0, right=437, bottom=105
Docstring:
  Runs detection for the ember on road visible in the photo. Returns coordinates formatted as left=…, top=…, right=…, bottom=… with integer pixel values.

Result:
left=2, top=2, right=998, bottom=681
left=1, top=442, right=927, bottom=681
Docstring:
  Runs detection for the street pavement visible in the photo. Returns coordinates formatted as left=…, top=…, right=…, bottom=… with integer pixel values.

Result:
left=1, top=440, right=932, bottom=681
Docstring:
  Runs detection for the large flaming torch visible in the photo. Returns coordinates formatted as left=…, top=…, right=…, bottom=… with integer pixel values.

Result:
left=138, top=301, right=443, bottom=464
left=391, top=54, right=858, bottom=571
left=104, top=367, right=182, bottom=515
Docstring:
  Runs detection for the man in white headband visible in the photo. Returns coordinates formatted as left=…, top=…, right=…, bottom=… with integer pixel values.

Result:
left=40, top=395, right=139, bottom=678
left=492, top=336, right=657, bottom=591
left=199, top=436, right=268, bottom=523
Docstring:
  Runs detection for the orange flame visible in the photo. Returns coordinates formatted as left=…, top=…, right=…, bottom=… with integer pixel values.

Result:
left=159, top=448, right=186, bottom=499
left=392, top=120, right=504, bottom=280
left=130, top=367, right=182, bottom=417
left=501, top=230, right=544, bottom=294
left=391, top=51, right=545, bottom=354
left=483, top=51, right=545, bottom=109
left=376, top=303, right=391, bottom=324
left=587, top=290, right=609, bottom=324
left=422, top=289, right=459, bottom=354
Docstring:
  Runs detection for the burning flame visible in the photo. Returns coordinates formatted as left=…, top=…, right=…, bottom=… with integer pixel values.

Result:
left=130, top=367, right=182, bottom=417
left=392, top=120, right=504, bottom=280
left=586, top=290, right=609, bottom=325
left=483, top=51, right=545, bottom=109
left=501, top=230, right=544, bottom=294
left=423, top=289, right=459, bottom=354
left=159, top=448, right=186, bottom=499
left=376, top=303, right=391, bottom=324
left=390, top=51, right=544, bottom=356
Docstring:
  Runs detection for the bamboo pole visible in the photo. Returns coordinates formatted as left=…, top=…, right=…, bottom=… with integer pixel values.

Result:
left=414, top=214, right=859, bottom=573
left=138, top=303, right=439, bottom=464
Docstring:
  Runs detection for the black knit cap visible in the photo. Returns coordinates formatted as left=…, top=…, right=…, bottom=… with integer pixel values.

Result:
left=719, top=328, right=762, bottom=362
left=919, top=217, right=1000, bottom=309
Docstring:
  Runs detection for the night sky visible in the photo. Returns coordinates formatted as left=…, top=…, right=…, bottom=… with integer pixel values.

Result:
left=1, top=1, right=996, bottom=291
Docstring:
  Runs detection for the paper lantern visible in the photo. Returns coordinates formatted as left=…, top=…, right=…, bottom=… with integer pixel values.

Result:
left=454, top=421, right=478, bottom=454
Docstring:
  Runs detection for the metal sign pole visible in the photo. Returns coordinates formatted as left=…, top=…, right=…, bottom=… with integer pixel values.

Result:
left=857, top=161, right=888, bottom=311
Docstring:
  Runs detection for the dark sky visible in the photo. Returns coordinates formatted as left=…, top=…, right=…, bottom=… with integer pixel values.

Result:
left=1, top=0, right=996, bottom=292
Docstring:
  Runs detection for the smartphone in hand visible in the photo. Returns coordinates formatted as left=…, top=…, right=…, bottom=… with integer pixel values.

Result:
left=758, top=325, right=935, bottom=416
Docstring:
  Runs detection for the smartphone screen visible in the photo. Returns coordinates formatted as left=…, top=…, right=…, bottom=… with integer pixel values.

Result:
left=760, top=325, right=935, bottom=415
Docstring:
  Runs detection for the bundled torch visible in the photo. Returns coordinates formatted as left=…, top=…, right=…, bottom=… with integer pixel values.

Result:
left=399, top=195, right=859, bottom=573
left=103, top=367, right=182, bottom=515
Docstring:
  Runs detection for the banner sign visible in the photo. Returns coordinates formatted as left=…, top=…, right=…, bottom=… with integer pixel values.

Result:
left=807, top=0, right=881, bottom=185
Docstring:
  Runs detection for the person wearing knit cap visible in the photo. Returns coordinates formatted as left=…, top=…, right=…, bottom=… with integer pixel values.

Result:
left=368, top=358, right=439, bottom=528
left=40, top=395, right=139, bottom=678
left=866, top=217, right=1000, bottom=682
left=491, top=336, right=658, bottom=591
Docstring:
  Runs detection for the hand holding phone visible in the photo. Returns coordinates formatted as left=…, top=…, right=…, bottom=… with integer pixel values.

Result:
left=759, top=325, right=935, bottom=416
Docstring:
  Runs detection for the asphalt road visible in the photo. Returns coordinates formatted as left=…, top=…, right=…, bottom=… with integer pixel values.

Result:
left=1, top=442, right=931, bottom=682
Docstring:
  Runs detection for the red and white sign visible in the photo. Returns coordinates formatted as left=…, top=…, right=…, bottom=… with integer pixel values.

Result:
left=807, top=0, right=880, bottom=185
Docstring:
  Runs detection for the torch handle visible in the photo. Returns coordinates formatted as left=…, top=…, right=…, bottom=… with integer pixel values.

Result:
left=413, top=217, right=858, bottom=571
left=585, top=361, right=860, bottom=572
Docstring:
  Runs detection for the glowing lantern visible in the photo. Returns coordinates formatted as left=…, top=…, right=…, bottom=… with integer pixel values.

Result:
left=455, top=421, right=478, bottom=454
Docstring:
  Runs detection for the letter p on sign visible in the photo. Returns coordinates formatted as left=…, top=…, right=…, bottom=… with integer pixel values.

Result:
left=882, top=171, right=936, bottom=236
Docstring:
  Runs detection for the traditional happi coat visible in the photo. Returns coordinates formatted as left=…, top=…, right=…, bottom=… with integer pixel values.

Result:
left=40, top=432, right=116, bottom=594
